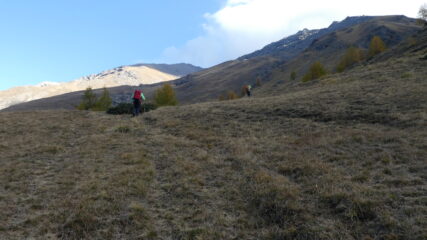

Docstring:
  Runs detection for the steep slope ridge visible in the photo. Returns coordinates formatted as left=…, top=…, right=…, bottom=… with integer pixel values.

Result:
left=239, top=16, right=374, bottom=60
left=0, top=63, right=202, bottom=110
left=1, top=31, right=426, bottom=239
left=130, top=63, right=203, bottom=76
left=255, top=15, right=423, bottom=95
left=168, top=15, right=421, bottom=103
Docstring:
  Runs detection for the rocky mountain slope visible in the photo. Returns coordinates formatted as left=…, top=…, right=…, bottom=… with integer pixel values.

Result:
left=0, top=63, right=202, bottom=110
left=255, top=15, right=424, bottom=96
left=239, top=16, right=374, bottom=60
left=131, top=63, right=203, bottom=77
left=1, top=27, right=426, bottom=239
left=168, top=15, right=421, bottom=103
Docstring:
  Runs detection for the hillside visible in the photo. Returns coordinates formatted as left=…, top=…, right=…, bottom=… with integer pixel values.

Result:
left=0, top=63, right=202, bottom=111
left=3, top=15, right=420, bottom=111
left=130, top=63, right=203, bottom=77
left=238, top=16, right=374, bottom=60
left=1, top=28, right=426, bottom=239
left=257, top=15, right=423, bottom=95
left=167, top=15, right=421, bottom=103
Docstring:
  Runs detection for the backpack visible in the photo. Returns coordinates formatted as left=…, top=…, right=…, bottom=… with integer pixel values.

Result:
left=133, top=90, right=141, bottom=99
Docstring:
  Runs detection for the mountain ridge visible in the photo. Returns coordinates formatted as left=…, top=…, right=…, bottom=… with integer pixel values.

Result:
left=2, top=15, right=422, bottom=111
left=238, top=15, right=375, bottom=60
left=0, top=63, right=202, bottom=110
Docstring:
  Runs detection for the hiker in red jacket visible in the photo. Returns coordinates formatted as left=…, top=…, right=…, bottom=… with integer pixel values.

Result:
left=132, top=89, right=145, bottom=117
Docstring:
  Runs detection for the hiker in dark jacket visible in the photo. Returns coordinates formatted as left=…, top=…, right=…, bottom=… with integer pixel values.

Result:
left=245, top=85, right=252, bottom=97
left=132, top=89, right=145, bottom=117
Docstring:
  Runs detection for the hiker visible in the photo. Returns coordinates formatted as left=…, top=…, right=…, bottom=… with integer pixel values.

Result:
left=245, top=85, right=252, bottom=97
left=132, top=89, right=145, bottom=117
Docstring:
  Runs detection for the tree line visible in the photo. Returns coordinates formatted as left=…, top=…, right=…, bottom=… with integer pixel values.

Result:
left=78, top=83, right=178, bottom=112
left=300, top=35, right=387, bottom=82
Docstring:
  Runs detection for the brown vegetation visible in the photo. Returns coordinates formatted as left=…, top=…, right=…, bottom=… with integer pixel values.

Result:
left=368, top=36, right=387, bottom=57
left=154, top=83, right=178, bottom=107
left=219, top=90, right=240, bottom=101
left=302, top=61, right=328, bottom=82
left=1, top=41, right=426, bottom=239
left=336, top=47, right=365, bottom=72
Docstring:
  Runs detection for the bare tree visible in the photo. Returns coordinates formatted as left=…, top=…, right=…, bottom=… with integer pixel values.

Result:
left=418, top=4, right=427, bottom=26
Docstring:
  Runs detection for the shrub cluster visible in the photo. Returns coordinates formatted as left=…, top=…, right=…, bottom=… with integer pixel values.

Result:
left=106, top=102, right=157, bottom=115
left=368, top=36, right=386, bottom=57
left=290, top=71, right=297, bottom=81
left=77, top=87, right=112, bottom=111
left=336, top=47, right=365, bottom=72
left=154, top=84, right=178, bottom=107
left=219, top=90, right=239, bottom=101
left=302, top=61, right=327, bottom=82
left=300, top=36, right=387, bottom=81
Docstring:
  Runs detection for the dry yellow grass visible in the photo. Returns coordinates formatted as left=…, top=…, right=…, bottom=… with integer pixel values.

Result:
left=1, top=45, right=426, bottom=239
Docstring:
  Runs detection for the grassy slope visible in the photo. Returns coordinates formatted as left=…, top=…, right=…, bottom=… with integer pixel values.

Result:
left=258, top=27, right=426, bottom=97
left=1, top=44, right=426, bottom=239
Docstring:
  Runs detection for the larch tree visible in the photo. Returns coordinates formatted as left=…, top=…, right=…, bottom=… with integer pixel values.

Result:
left=154, top=83, right=178, bottom=107
left=77, top=87, right=98, bottom=110
left=302, top=61, right=327, bottom=82
left=368, top=36, right=386, bottom=57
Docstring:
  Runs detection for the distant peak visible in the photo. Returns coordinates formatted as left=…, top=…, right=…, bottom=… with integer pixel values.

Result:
left=298, top=28, right=310, bottom=33
left=36, top=81, right=59, bottom=87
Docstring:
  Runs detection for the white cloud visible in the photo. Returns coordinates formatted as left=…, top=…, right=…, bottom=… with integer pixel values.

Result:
left=162, top=0, right=425, bottom=67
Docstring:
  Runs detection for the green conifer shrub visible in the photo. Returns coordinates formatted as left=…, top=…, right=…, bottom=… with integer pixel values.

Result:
left=154, top=84, right=178, bottom=107
left=77, top=87, right=97, bottom=110
left=93, top=87, right=112, bottom=111
left=107, top=102, right=157, bottom=115
left=290, top=71, right=297, bottom=81
left=302, top=62, right=327, bottom=82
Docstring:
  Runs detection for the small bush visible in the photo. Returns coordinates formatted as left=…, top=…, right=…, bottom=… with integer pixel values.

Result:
left=368, top=36, right=386, bottom=57
left=92, top=87, right=112, bottom=111
left=77, top=87, right=112, bottom=111
left=290, top=71, right=297, bottom=81
left=107, top=103, right=133, bottom=115
left=219, top=91, right=239, bottom=100
left=302, top=62, right=327, bottom=82
left=107, top=103, right=157, bottom=115
left=77, top=87, right=97, bottom=110
left=154, top=83, right=178, bottom=107
left=336, top=47, right=364, bottom=72
left=227, top=91, right=239, bottom=100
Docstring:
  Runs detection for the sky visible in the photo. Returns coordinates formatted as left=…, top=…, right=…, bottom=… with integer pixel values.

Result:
left=0, top=0, right=425, bottom=90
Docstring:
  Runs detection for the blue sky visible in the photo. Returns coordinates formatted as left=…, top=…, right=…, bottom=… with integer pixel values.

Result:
left=0, top=0, right=424, bottom=90
left=0, top=0, right=221, bottom=90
